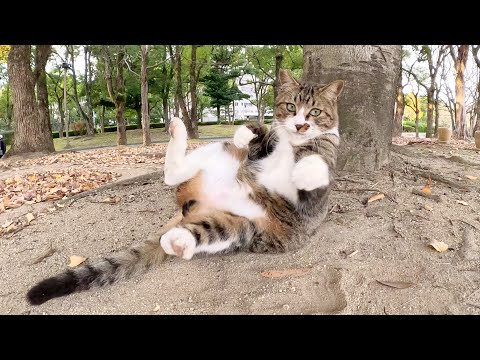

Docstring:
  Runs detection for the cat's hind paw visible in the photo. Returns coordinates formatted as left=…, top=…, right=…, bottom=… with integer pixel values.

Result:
left=160, top=227, right=196, bottom=260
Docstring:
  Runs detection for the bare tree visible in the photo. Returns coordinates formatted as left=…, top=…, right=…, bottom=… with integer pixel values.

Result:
left=449, top=45, right=469, bottom=139
left=101, top=45, right=127, bottom=145
left=65, top=45, right=95, bottom=136
left=6, top=45, right=55, bottom=157
left=419, top=45, right=448, bottom=138
left=140, top=45, right=151, bottom=146
left=304, top=45, right=401, bottom=171
left=172, top=45, right=201, bottom=139
left=471, top=45, right=480, bottom=134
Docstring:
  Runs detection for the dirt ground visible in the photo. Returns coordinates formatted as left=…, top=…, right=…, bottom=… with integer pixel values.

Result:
left=1, top=138, right=480, bottom=315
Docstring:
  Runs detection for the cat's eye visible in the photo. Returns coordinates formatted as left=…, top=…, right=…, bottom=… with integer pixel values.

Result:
left=309, top=108, right=322, bottom=116
left=286, top=103, right=296, bottom=112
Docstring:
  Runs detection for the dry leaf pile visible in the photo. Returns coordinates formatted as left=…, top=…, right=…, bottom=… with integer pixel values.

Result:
left=5, top=143, right=205, bottom=168
left=0, top=169, right=119, bottom=214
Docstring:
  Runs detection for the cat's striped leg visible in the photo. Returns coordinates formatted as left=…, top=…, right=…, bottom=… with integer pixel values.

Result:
left=160, top=211, right=256, bottom=259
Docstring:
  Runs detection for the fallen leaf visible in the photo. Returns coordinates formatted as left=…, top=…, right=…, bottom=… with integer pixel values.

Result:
left=99, top=195, right=121, bottom=204
left=56, top=203, right=65, bottom=208
left=424, top=205, right=433, bottom=211
left=30, top=247, right=56, bottom=265
left=376, top=280, right=414, bottom=289
left=456, top=200, right=469, bottom=206
left=367, top=193, right=385, bottom=203
left=25, top=213, right=35, bottom=224
left=260, top=268, right=311, bottom=278
left=465, top=175, right=478, bottom=180
left=2, top=220, right=14, bottom=228
left=421, top=177, right=433, bottom=195
left=6, top=223, right=17, bottom=233
left=68, top=255, right=87, bottom=267
left=47, top=207, right=56, bottom=212
left=428, top=239, right=449, bottom=252
left=153, top=304, right=161, bottom=312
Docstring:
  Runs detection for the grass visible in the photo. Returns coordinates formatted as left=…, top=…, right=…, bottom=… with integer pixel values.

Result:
left=51, top=124, right=240, bottom=151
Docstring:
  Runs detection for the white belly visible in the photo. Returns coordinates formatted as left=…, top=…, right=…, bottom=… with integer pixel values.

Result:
left=257, top=137, right=298, bottom=204
left=199, top=145, right=266, bottom=220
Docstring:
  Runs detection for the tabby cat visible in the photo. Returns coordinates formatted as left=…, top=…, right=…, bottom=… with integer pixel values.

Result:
left=26, top=69, right=344, bottom=305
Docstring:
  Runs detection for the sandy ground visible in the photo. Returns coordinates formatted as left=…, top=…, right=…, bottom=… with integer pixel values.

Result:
left=1, top=140, right=480, bottom=315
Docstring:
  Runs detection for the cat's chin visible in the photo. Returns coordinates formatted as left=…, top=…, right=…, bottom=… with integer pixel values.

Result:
left=287, top=131, right=314, bottom=145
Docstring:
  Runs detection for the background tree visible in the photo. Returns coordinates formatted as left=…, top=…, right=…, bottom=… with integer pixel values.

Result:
left=471, top=45, right=480, bottom=134
left=98, top=45, right=127, bottom=145
left=140, top=45, right=151, bottom=145
left=304, top=45, right=402, bottom=172
left=6, top=45, right=55, bottom=156
left=449, top=45, right=469, bottom=139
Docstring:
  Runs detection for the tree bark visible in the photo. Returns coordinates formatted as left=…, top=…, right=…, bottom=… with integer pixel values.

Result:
left=135, top=106, right=142, bottom=129
left=102, top=45, right=127, bottom=145
left=273, top=46, right=284, bottom=115
left=34, top=45, right=53, bottom=138
left=100, top=105, right=105, bottom=133
left=6, top=45, right=55, bottom=157
left=140, top=45, right=151, bottom=146
left=393, top=66, right=404, bottom=137
left=68, top=45, right=94, bottom=136
left=304, top=45, right=401, bottom=171
left=162, top=97, right=169, bottom=130
left=174, top=45, right=199, bottom=139
left=450, top=45, right=469, bottom=139
left=216, top=105, right=221, bottom=124
left=56, top=96, right=65, bottom=137
left=434, top=91, right=440, bottom=136
left=84, top=46, right=95, bottom=135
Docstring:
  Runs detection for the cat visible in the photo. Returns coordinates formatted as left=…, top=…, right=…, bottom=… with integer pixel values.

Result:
left=26, top=69, right=344, bottom=305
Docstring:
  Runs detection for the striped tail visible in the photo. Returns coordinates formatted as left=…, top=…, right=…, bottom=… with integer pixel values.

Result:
left=26, top=239, right=167, bottom=305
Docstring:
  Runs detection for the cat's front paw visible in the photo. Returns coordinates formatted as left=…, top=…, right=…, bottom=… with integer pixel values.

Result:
left=234, top=125, right=257, bottom=149
left=169, top=117, right=188, bottom=140
left=160, top=227, right=196, bottom=260
left=291, top=155, right=330, bottom=191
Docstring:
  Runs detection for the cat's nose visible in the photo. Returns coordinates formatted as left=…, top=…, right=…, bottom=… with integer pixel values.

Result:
left=295, top=124, right=310, bottom=131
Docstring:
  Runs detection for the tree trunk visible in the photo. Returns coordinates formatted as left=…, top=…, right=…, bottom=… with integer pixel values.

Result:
left=163, top=97, right=170, bottom=131
left=102, top=45, right=127, bottom=145
left=68, top=46, right=94, bottom=136
left=135, top=106, right=142, bottom=129
left=217, top=105, right=221, bottom=124
left=451, top=45, right=469, bottom=139
left=84, top=46, right=95, bottom=135
left=34, top=45, right=53, bottom=138
left=188, top=45, right=199, bottom=139
left=56, top=97, right=65, bottom=137
left=100, top=105, right=105, bottom=133
left=415, top=110, right=419, bottom=138
left=425, top=87, right=435, bottom=138
left=434, top=90, right=440, bottom=136
left=303, top=45, right=401, bottom=172
left=140, top=45, right=151, bottom=146
left=274, top=46, right=284, bottom=115
left=393, top=80, right=404, bottom=137
left=6, top=45, right=55, bottom=157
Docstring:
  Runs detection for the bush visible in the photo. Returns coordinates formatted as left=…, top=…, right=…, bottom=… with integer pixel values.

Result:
left=403, top=120, right=427, bottom=133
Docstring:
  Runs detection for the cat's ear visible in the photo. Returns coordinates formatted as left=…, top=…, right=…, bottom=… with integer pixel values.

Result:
left=321, top=80, right=345, bottom=101
left=278, top=69, right=299, bottom=86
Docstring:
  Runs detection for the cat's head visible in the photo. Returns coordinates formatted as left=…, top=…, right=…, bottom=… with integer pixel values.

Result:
left=274, top=69, right=344, bottom=144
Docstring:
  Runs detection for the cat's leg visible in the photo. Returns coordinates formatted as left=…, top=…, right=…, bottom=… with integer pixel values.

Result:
left=164, top=117, right=221, bottom=186
left=160, top=211, right=293, bottom=259
left=160, top=210, right=256, bottom=259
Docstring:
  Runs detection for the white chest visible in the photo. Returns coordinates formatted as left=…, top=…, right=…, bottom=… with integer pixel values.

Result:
left=257, top=137, right=298, bottom=204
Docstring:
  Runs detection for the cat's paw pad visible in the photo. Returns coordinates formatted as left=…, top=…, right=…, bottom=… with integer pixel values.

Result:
left=160, top=227, right=196, bottom=260
left=169, top=117, right=187, bottom=140
left=292, top=156, right=330, bottom=191
left=234, top=125, right=257, bottom=149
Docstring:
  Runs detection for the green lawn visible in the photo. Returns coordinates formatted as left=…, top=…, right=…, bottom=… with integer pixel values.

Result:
left=50, top=124, right=240, bottom=151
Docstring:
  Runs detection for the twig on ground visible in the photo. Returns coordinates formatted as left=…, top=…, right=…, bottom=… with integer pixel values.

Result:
left=411, top=189, right=442, bottom=202
left=30, top=245, right=56, bottom=265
